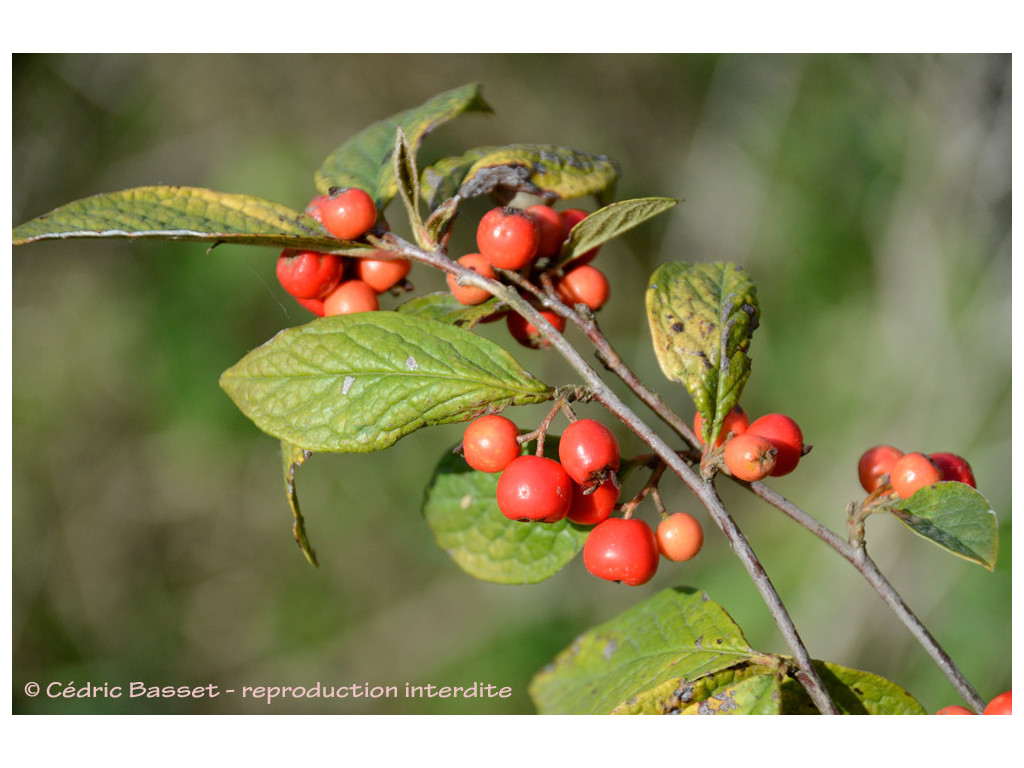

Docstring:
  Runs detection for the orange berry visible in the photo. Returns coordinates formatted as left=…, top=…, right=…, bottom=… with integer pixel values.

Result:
left=323, top=279, right=379, bottom=315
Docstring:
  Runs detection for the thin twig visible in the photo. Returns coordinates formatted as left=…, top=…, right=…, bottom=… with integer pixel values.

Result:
left=381, top=235, right=840, bottom=715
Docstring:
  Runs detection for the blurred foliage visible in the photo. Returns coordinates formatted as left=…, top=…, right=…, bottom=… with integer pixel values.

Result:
left=12, top=53, right=1011, bottom=714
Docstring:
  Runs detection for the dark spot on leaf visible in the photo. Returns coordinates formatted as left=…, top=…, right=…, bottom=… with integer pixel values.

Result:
left=671, top=322, right=685, bottom=333
left=716, top=638, right=723, bottom=645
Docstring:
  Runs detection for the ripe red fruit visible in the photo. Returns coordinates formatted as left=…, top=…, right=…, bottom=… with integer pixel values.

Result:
left=656, top=512, right=704, bottom=562
left=559, top=208, right=599, bottom=265
left=557, top=264, right=610, bottom=311
left=476, top=206, right=539, bottom=270
left=889, top=452, right=943, bottom=499
left=746, top=414, right=804, bottom=476
left=314, top=187, right=377, bottom=240
left=295, top=297, right=326, bottom=317
left=567, top=477, right=619, bottom=526
left=462, top=415, right=521, bottom=474
left=583, top=517, right=660, bottom=586
left=935, top=705, right=975, bottom=715
left=983, top=690, right=1011, bottom=715
left=694, top=405, right=750, bottom=447
left=525, top=204, right=566, bottom=258
left=322, top=279, right=380, bottom=316
left=276, top=249, right=344, bottom=300
left=506, top=308, right=567, bottom=349
left=495, top=455, right=573, bottom=523
left=929, top=452, right=977, bottom=488
left=857, top=445, right=904, bottom=493
left=355, top=254, right=411, bottom=293
left=447, top=253, right=496, bottom=306
left=723, top=433, right=778, bottom=483
left=304, top=194, right=330, bottom=223
left=560, top=208, right=589, bottom=231
left=558, top=419, right=621, bottom=487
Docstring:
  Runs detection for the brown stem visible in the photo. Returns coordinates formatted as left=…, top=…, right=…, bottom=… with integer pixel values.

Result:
left=381, top=238, right=840, bottom=714
left=747, top=481, right=986, bottom=712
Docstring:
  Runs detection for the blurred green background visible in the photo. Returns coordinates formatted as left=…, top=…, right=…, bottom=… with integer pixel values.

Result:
left=12, top=53, right=1011, bottom=714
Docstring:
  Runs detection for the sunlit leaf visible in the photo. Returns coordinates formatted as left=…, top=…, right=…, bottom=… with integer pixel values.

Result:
left=557, top=197, right=678, bottom=266
left=888, top=482, right=999, bottom=570
left=220, top=312, right=552, bottom=453
left=314, top=83, right=491, bottom=207
left=646, top=262, right=759, bottom=449
left=12, top=185, right=372, bottom=253
left=281, top=442, right=318, bottom=567
left=422, top=438, right=587, bottom=584
left=420, top=144, right=620, bottom=211
left=529, top=587, right=756, bottom=714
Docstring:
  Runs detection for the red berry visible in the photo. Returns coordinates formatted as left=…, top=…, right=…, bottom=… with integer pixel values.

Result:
left=983, top=690, right=1011, bottom=715
left=476, top=207, right=539, bottom=270
left=559, top=208, right=599, bottom=265
left=558, top=419, right=621, bottom=487
left=935, top=705, right=975, bottom=715
left=560, top=208, right=589, bottom=231
left=304, top=194, right=329, bottom=223
left=723, top=433, right=777, bottom=482
left=314, top=188, right=377, bottom=240
left=496, top=455, right=573, bottom=523
left=355, top=253, right=411, bottom=293
left=323, top=279, right=379, bottom=316
left=889, top=452, right=942, bottom=499
left=583, top=517, right=660, bottom=586
left=694, top=405, right=750, bottom=448
left=295, top=297, right=326, bottom=317
left=462, top=415, right=521, bottom=474
left=929, top=452, right=977, bottom=488
left=567, top=477, right=619, bottom=526
left=506, top=308, right=566, bottom=349
left=447, top=253, right=496, bottom=306
left=557, top=264, right=610, bottom=311
left=746, top=414, right=804, bottom=476
left=858, top=445, right=904, bottom=493
left=276, top=249, right=344, bottom=300
left=656, top=512, right=704, bottom=562
left=525, top=204, right=566, bottom=259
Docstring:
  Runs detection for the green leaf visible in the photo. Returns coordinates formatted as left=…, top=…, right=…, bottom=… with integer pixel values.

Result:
left=610, top=665, right=780, bottom=714
left=529, top=585, right=928, bottom=715
left=281, top=442, right=318, bottom=567
left=397, top=292, right=504, bottom=328
left=420, top=144, right=621, bottom=211
left=529, top=587, right=757, bottom=715
left=646, top=262, right=760, bottom=448
left=675, top=672, right=783, bottom=715
left=421, top=438, right=588, bottom=584
left=888, top=482, right=999, bottom=570
left=557, top=197, right=679, bottom=266
left=219, top=311, right=552, bottom=453
left=392, top=127, right=427, bottom=247
left=12, top=186, right=372, bottom=253
left=314, top=83, right=491, bottom=207
left=781, top=661, right=928, bottom=715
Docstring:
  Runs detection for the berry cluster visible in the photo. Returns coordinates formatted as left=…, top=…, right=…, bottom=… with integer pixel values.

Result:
left=276, top=188, right=413, bottom=317
left=935, top=689, right=1011, bottom=715
left=695, top=406, right=808, bottom=483
left=447, top=204, right=611, bottom=349
left=857, top=445, right=977, bottom=499
left=461, top=414, right=706, bottom=587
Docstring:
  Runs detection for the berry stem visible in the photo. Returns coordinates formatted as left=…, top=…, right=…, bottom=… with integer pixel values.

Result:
left=545, top=280, right=985, bottom=711
left=381, top=231, right=839, bottom=714
left=746, top=481, right=986, bottom=712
